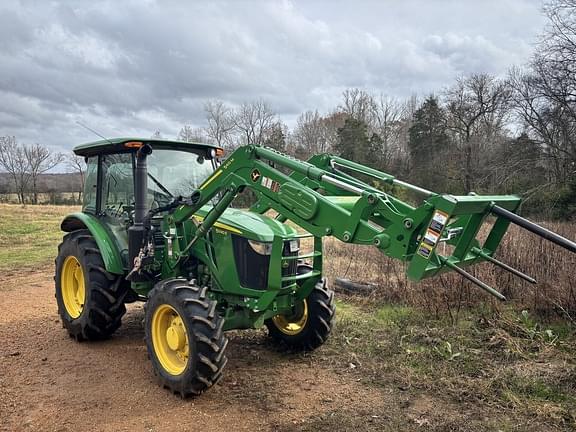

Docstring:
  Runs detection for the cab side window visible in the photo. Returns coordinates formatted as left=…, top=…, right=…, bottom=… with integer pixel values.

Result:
left=82, top=156, right=98, bottom=213
left=100, top=153, right=134, bottom=218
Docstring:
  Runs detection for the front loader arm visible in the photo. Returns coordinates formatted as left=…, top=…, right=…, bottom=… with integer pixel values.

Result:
left=172, top=145, right=388, bottom=245
left=168, top=145, right=576, bottom=301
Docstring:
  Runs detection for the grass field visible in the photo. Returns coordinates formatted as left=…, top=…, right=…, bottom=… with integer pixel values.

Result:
left=0, top=204, right=575, bottom=430
left=0, top=204, right=79, bottom=272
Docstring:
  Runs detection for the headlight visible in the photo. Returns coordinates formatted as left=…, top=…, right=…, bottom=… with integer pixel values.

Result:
left=248, top=240, right=273, bottom=255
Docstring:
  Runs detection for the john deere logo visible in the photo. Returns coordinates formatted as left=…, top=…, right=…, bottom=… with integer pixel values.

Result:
left=251, top=169, right=261, bottom=182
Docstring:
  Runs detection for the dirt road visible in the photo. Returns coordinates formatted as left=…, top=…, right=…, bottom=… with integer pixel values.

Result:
left=0, top=267, right=402, bottom=432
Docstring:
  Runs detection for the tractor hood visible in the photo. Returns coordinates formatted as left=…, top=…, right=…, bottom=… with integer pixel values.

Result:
left=193, top=206, right=298, bottom=242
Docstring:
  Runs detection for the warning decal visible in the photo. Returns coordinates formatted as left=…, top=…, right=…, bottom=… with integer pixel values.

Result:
left=433, top=211, right=448, bottom=225
left=261, top=176, right=280, bottom=193
left=418, top=244, right=433, bottom=259
left=417, top=210, right=449, bottom=259
left=423, top=229, right=440, bottom=247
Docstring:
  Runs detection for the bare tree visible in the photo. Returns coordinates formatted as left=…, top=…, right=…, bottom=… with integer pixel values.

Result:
left=508, top=0, right=576, bottom=185
left=233, top=100, right=277, bottom=146
left=391, top=95, right=420, bottom=176
left=509, top=69, right=572, bottom=182
left=321, top=111, right=348, bottom=154
left=292, top=110, right=326, bottom=158
left=337, top=90, right=417, bottom=173
left=540, top=0, right=576, bottom=90
left=292, top=108, right=372, bottom=160
left=67, top=154, right=85, bottom=202
left=177, top=125, right=210, bottom=143
left=204, top=100, right=235, bottom=148
left=444, top=74, right=511, bottom=193
left=372, top=95, right=405, bottom=170
left=24, top=143, right=64, bottom=204
left=0, top=136, right=30, bottom=204
left=339, top=88, right=377, bottom=125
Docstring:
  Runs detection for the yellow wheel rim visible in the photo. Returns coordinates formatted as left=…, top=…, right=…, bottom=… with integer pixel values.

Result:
left=61, top=256, right=86, bottom=319
left=151, top=304, right=190, bottom=376
left=272, top=300, right=308, bottom=336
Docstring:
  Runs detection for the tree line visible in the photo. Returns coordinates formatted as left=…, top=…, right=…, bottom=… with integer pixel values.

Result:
left=0, top=135, right=87, bottom=204
left=0, top=136, right=66, bottom=204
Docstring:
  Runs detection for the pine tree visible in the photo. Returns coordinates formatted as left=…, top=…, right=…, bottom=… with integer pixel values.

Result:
left=335, top=118, right=375, bottom=167
left=408, top=96, right=450, bottom=190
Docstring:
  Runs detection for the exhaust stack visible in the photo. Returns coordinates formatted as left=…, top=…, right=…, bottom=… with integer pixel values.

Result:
left=128, top=143, right=153, bottom=279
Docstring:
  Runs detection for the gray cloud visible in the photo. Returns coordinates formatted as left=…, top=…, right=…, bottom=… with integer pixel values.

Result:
left=0, top=0, right=545, bottom=153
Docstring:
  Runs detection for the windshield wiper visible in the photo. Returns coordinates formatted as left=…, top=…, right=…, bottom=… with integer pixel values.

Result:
left=148, top=172, right=173, bottom=197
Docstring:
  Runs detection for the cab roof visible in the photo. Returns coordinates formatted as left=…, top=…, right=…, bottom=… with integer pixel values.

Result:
left=73, top=137, right=220, bottom=157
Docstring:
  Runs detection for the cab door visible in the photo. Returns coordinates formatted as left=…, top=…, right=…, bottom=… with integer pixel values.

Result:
left=98, top=152, right=135, bottom=265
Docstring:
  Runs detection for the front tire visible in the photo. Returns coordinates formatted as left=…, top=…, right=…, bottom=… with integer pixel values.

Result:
left=145, top=278, right=228, bottom=396
left=266, top=267, right=336, bottom=351
left=55, top=229, right=127, bottom=341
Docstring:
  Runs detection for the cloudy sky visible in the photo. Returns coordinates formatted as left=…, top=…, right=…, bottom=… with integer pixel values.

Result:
left=0, top=0, right=546, bottom=153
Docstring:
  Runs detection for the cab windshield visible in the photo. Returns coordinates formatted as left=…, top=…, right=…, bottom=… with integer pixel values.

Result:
left=147, top=149, right=215, bottom=205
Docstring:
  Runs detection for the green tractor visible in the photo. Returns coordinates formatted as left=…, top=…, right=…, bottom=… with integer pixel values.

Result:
left=55, top=138, right=576, bottom=396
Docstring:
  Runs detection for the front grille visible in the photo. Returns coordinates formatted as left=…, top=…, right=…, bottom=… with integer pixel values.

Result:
left=281, top=241, right=298, bottom=287
left=232, top=235, right=299, bottom=290
left=232, top=235, right=270, bottom=290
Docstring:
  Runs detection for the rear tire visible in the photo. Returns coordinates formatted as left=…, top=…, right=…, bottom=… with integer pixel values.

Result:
left=145, top=278, right=228, bottom=396
left=55, top=229, right=127, bottom=341
left=266, top=266, right=336, bottom=351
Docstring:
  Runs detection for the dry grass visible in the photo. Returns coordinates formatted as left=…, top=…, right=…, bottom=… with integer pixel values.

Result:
left=313, top=219, right=576, bottom=428
left=321, top=222, right=576, bottom=323
left=0, top=192, right=79, bottom=205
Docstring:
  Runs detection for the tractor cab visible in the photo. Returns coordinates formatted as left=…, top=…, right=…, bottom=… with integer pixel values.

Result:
left=76, top=138, right=219, bottom=220
left=69, top=138, right=221, bottom=268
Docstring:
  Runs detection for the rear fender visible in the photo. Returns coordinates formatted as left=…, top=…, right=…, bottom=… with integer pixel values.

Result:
left=61, top=213, right=125, bottom=275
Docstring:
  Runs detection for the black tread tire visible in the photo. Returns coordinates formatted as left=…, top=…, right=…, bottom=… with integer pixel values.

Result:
left=144, top=278, right=228, bottom=397
left=55, top=229, right=127, bottom=341
left=266, top=266, right=336, bottom=351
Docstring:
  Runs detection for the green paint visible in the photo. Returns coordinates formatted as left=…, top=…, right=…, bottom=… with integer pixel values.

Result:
left=61, top=213, right=124, bottom=274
